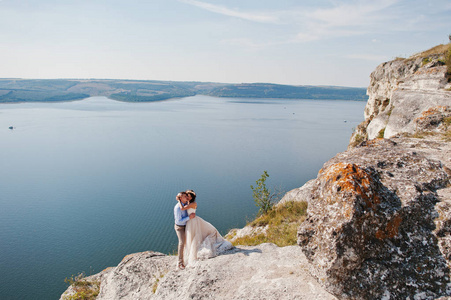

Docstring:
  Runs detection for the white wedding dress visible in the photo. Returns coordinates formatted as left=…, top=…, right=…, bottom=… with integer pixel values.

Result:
left=184, top=208, right=233, bottom=266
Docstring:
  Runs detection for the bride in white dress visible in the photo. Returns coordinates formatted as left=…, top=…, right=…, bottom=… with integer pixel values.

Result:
left=180, top=190, right=233, bottom=266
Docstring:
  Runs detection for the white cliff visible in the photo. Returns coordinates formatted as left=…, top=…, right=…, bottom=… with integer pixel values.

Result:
left=351, top=44, right=451, bottom=143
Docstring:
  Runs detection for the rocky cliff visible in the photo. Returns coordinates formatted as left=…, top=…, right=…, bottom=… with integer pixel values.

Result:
left=61, top=45, right=451, bottom=300
left=299, top=44, right=451, bottom=299
left=350, top=44, right=451, bottom=146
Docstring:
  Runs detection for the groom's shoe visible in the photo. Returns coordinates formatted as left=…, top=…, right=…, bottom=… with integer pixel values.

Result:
left=178, top=262, right=185, bottom=270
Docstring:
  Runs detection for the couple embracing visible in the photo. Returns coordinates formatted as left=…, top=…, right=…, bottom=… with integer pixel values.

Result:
left=174, top=190, right=233, bottom=270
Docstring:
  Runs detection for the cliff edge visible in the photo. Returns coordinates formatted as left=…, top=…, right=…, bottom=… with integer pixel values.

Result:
left=350, top=44, right=451, bottom=145
left=60, top=244, right=337, bottom=300
left=61, top=44, right=451, bottom=300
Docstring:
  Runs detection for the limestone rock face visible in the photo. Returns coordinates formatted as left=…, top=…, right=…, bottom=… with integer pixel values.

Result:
left=97, top=252, right=173, bottom=299
left=377, top=88, right=451, bottom=139
left=349, top=46, right=451, bottom=145
left=298, top=137, right=451, bottom=299
left=279, top=179, right=316, bottom=205
left=64, top=245, right=337, bottom=300
left=302, top=47, right=451, bottom=298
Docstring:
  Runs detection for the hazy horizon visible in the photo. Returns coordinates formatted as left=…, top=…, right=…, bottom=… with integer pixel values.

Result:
left=0, top=77, right=369, bottom=89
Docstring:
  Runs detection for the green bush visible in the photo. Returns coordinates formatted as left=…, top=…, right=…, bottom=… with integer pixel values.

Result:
left=250, top=171, right=274, bottom=215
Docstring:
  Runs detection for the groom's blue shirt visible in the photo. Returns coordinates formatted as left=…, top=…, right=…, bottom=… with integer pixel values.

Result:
left=174, top=203, right=189, bottom=226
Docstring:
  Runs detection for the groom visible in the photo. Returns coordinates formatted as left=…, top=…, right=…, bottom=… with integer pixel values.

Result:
left=174, top=192, right=195, bottom=270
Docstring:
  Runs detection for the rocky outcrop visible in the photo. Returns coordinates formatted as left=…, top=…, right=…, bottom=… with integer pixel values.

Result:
left=350, top=45, right=451, bottom=145
left=298, top=137, right=451, bottom=299
left=279, top=179, right=316, bottom=205
left=61, top=244, right=337, bottom=300
left=299, top=44, right=451, bottom=299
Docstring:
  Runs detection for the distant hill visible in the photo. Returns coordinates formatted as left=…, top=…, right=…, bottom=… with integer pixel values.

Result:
left=205, top=83, right=368, bottom=100
left=0, top=79, right=367, bottom=103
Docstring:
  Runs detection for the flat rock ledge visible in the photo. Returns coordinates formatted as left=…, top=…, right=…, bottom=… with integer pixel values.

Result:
left=61, top=243, right=336, bottom=300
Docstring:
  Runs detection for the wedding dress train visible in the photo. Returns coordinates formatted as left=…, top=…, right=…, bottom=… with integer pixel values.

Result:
left=184, top=208, right=233, bottom=266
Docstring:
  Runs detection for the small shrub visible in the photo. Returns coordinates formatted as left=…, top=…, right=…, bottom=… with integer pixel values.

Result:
left=422, top=57, right=431, bottom=66
left=63, top=273, right=100, bottom=300
left=251, top=171, right=280, bottom=216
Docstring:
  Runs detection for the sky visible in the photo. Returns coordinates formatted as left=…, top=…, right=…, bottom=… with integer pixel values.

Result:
left=0, top=0, right=450, bottom=87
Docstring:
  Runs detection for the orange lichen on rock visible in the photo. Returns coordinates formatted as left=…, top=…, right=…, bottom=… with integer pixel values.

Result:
left=419, top=106, right=449, bottom=118
left=414, top=106, right=451, bottom=126
left=364, top=138, right=385, bottom=147
left=319, top=163, right=380, bottom=209
left=413, top=67, right=445, bottom=75
left=375, top=214, right=403, bottom=239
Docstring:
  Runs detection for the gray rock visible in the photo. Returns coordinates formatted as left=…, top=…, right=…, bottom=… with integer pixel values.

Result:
left=350, top=50, right=451, bottom=145
left=279, top=179, right=316, bottom=205
left=383, top=88, right=451, bottom=138
left=97, top=252, right=174, bottom=299
left=67, top=244, right=337, bottom=300
left=298, top=136, right=451, bottom=299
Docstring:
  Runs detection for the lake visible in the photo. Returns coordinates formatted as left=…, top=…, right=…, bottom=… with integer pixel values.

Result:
left=0, top=95, right=366, bottom=299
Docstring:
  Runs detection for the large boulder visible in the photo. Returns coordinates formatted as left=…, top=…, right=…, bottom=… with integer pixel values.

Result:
left=298, top=137, right=451, bottom=299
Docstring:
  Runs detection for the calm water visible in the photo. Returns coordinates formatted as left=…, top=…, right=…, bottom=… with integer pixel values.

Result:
left=0, top=95, right=365, bottom=299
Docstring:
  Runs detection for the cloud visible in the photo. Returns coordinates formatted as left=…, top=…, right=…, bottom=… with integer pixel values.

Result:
left=179, top=0, right=278, bottom=23
left=180, top=0, right=449, bottom=50
left=292, top=0, right=399, bottom=42
left=180, top=0, right=401, bottom=43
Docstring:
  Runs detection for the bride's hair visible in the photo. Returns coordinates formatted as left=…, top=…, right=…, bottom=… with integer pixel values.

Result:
left=186, top=190, right=196, bottom=202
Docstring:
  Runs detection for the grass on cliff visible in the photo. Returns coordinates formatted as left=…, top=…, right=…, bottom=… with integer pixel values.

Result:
left=411, top=43, right=451, bottom=81
left=230, top=200, right=308, bottom=247
left=62, top=273, right=100, bottom=300
left=443, top=116, right=451, bottom=141
left=446, top=45, right=451, bottom=81
left=412, top=44, right=450, bottom=59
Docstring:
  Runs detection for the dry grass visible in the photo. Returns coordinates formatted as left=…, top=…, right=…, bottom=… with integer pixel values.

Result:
left=443, top=117, right=451, bottom=141
left=377, top=128, right=386, bottom=139
left=349, top=133, right=366, bottom=148
left=232, top=201, right=308, bottom=247
left=410, top=44, right=450, bottom=59
left=443, top=130, right=451, bottom=142
left=63, top=274, right=100, bottom=300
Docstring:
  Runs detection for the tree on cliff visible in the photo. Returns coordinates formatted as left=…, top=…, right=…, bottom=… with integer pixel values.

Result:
left=251, top=171, right=279, bottom=215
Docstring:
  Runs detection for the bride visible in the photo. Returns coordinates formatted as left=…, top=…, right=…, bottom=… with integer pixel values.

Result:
left=179, top=190, right=233, bottom=266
